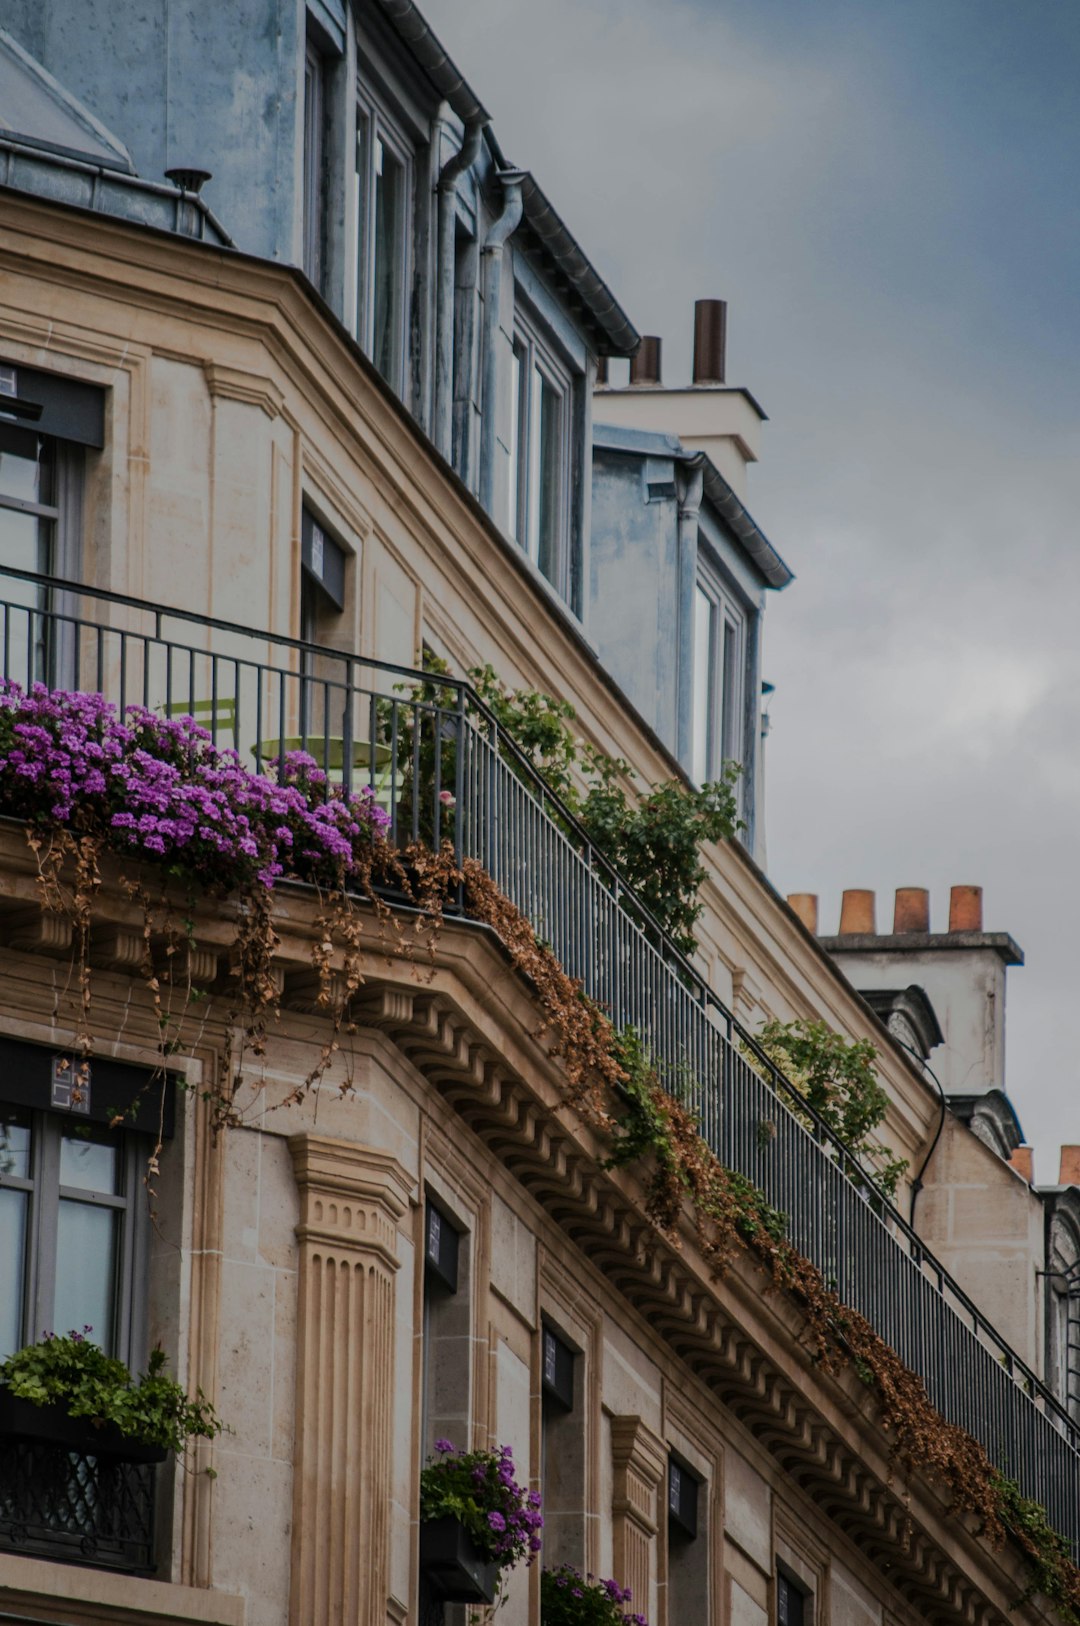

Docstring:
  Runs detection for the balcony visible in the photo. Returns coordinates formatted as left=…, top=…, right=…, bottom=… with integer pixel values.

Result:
left=1, top=564, right=1078, bottom=1559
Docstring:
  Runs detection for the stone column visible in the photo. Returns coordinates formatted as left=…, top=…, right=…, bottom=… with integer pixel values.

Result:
left=610, top=1416, right=666, bottom=1620
left=289, top=1134, right=415, bottom=1626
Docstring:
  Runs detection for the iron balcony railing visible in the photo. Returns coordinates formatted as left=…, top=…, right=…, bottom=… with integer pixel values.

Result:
left=2, top=564, right=1079, bottom=1554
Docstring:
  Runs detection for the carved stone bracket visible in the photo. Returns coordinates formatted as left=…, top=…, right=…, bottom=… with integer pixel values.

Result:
left=288, top=1134, right=416, bottom=1626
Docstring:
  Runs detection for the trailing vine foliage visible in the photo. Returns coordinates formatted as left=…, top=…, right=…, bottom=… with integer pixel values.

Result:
left=448, top=886, right=1080, bottom=1621
left=749, top=1018, right=909, bottom=1198
left=408, top=658, right=742, bottom=955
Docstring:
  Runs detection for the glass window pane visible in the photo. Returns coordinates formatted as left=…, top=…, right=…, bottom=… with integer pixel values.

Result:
left=537, top=377, right=562, bottom=587
left=0, top=425, right=53, bottom=508
left=527, top=364, right=543, bottom=561
left=0, top=1106, right=31, bottom=1179
left=508, top=344, right=523, bottom=539
left=692, top=586, right=714, bottom=784
left=0, top=496, right=53, bottom=686
left=55, top=1199, right=118, bottom=1351
left=60, top=1128, right=119, bottom=1194
left=354, top=109, right=370, bottom=339
left=0, top=1186, right=27, bottom=1358
left=372, top=137, right=406, bottom=387
left=721, top=619, right=741, bottom=766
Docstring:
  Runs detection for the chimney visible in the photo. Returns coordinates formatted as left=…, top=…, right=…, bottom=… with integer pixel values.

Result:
left=1060, top=1147, right=1080, bottom=1187
left=595, top=355, right=609, bottom=386
left=949, top=885, right=983, bottom=933
left=893, top=887, right=929, bottom=934
left=629, top=336, right=662, bottom=386
left=692, top=299, right=728, bottom=385
left=839, top=889, right=875, bottom=935
left=1008, top=1144, right=1034, bottom=1184
left=787, top=893, right=819, bottom=934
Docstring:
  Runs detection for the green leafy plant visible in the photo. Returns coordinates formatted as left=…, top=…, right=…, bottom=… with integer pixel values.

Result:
left=0, top=1330, right=223, bottom=1454
left=419, top=1439, right=542, bottom=1597
left=541, top=1565, right=647, bottom=1625
left=751, top=1018, right=908, bottom=1198
left=467, top=664, right=742, bottom=954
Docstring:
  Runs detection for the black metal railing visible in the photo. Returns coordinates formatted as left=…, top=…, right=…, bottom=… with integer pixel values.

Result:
left=1, top=565, right=1078, bottom=1554
left=0, top=1436, right=156, bottom=1571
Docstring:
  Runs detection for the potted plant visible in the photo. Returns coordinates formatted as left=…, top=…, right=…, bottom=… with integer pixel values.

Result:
left=419, top=1439, right=542, bottom=1603
left=0, top=1329, right=224, bottom=1462
left=541, top=1566, right=648, bottom=1626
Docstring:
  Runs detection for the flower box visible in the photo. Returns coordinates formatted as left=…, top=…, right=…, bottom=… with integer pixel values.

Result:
left=419, top=1514, right=499, bottom=1603
left=0, top=1389, right=166, bottom=1464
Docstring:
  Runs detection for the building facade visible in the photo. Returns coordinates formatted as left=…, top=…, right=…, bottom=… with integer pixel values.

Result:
left=0, top=8, right=1078, bottom=1626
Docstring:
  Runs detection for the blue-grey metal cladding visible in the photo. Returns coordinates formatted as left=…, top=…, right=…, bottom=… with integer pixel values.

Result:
left=1, top=564, right=1077, bottom=1554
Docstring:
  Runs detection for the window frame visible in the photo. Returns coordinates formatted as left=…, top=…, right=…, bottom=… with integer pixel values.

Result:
left=353, top=76, right=415, bottom=395
left=0, top=419, right=84, bottom=687
left=1, top=1103, right=149, bottom=1367
left=508, top=301, right=579, bottom=612
left=691, top=559, right=746, bottom=789
left=303, top=38, right=327, bottom=291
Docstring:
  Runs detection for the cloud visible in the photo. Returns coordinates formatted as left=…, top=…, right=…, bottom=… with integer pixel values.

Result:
left=421, top=0, right=1080, bottom=1179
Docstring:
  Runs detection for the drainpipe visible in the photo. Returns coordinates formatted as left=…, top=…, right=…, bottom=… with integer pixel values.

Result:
left=434, top=115, right=486, bottom=465
left=675, top=455, right=705, bottom=768
left=478, top=168, right=526, bottom=519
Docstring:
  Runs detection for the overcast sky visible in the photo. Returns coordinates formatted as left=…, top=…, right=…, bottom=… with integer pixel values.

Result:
left=421, top=0, right=1080, bottom=1181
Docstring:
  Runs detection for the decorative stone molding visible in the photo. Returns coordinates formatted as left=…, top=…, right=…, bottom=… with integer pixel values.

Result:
left=288, top=1134, right=415, bottom=1626
left=611, top=1415, right=666, bottom=1614
left=202, top=360, right=285, bottom=420
left=4, top=905, right=72, bottom=954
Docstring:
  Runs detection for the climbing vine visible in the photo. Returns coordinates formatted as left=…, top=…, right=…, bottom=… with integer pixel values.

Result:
left=749, top=1018, right=909, bottom=1198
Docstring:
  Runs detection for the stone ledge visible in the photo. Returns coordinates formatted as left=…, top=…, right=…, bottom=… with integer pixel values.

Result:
left=0, top=1554, right=245, bottom=1626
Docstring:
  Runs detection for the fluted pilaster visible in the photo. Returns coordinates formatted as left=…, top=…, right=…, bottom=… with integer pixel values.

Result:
left=611, top=1415, right=666, bottom=1620
left=288, top=1134, right=415, bottom=1626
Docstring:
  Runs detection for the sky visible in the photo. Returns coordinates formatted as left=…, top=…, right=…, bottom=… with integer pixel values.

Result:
left=419, top=0, right=1080, bottom=1181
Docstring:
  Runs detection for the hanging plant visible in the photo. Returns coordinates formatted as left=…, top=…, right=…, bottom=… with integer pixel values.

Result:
left=541, top=1565, right=647, bottom=1625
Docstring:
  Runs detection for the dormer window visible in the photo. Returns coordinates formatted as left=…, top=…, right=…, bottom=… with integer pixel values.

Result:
left=692, top=566, right=744, bottom=786
left=354, top=80, right=413, bottom=394
left=508, top=303, right=580, bottom=614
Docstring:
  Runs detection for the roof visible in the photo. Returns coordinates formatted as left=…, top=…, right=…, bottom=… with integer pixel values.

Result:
left=369, top=0, right=639, bottom=358
left=593, top=422, right=794, bottom=589
left=0, top=28, right=133, bottom=171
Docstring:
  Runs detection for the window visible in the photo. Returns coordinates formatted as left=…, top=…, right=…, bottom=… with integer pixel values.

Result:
left=691, top=569, right=745, bottom=786
left=303, top=41, right=326, bottom=289
left=299, top=506, right=348, bottom=739
left=508, top=311, right=579, bottom=613
left=776, top=1567, right=810, bottom=1626
left=0, top=363, right=102, bottom=688
left=540, top=1321, right=584, bottom=1568
left=421, top=1196, right=470, bottom=1456
left=667, top=1455, right=707, bottom=1618
left=354, top=82, right=413, bottom=393
left=1, top=1108, right=149, bottom=1365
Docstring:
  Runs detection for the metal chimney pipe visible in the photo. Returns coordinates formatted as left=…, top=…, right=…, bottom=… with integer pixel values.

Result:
left=692, top=299, right=727, bottom=384
left=629, top=336, right=661, bottom=386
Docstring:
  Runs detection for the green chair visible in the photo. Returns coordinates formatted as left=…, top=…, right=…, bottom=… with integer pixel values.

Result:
left=163, top=696, right=239, bottom=747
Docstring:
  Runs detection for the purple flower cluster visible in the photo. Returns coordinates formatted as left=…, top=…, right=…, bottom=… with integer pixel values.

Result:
left=541, top=1565, right=648, bottom=1626
left=420, top=1440, right=542, bottom=1578
left=0, top=683, right=389, bottom=891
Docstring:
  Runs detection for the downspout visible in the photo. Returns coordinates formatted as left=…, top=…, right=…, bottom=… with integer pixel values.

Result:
left=675, top=455, right=705, bottom=769
left=434, top=115, right=486, bottom=465
left=478, top=168, right=526, bottom=519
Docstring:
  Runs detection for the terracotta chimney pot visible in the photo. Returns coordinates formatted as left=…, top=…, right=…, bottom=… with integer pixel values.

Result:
left=1060, top=1146, right=1080, bottom=1187
left=949, top=885, right=983, bottom=933
left=839, top=889, right=875, bottom=935
left=1008, top=1144, right=1034, bottom=1184
left=893, top=887, right=930, bottom=934
left=787, top=893, right=819, bottom=934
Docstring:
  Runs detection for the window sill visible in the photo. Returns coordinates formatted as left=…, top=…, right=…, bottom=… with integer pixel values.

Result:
left=0, top=1551, right=245, bottom=1626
